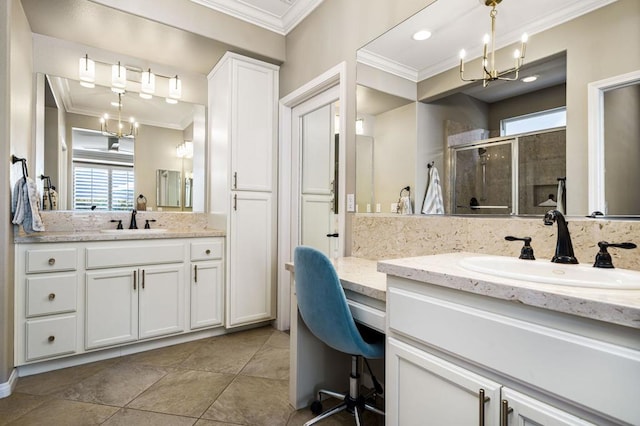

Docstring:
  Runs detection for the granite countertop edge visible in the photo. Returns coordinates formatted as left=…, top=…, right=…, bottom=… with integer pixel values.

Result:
left=378, top=252, right=640, bottom=330
left=15, top=229, right=226, bottom=243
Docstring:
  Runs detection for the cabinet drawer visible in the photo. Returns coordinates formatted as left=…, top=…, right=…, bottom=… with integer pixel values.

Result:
left=85, top=243, right=185, bottom=269
left=26, top=315, right=76, bottom=361
left=388, top=286, right=640, bottom=426
left=26, top=274, right=77, bottom=317
left=190, top=239, right=224, bottom=261
left=26, top=248, right=77, bottom=273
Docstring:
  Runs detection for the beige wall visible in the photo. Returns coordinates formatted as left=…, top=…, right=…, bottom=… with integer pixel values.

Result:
left=488, top=84, right=566, bottom=133
left=417, top=0, right=640, bottom=215
left=373, top=102, right=417, bottom=211
left=1, top=0, right=33, bottom=386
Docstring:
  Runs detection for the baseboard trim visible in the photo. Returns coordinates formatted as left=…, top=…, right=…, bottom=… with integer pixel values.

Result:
left=0, top=368, right=18, bottom=399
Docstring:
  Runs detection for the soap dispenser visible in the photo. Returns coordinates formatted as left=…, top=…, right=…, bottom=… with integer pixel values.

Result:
left=136, top=194, right=147, bottom=211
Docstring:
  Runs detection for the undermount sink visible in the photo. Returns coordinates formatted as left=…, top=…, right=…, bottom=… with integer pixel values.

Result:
left=100, top=228, right=168, bottom=234
left=458, top=255, right=640, bottom=289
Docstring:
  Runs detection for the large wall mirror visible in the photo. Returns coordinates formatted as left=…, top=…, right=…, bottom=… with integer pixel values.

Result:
left=37, top=73, right=205, bottom=212
left=355, top=0, right=639, bottom=217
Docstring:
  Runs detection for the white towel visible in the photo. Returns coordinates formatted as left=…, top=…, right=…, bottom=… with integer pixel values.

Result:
left=557, top=180, right=565, bottom=214
left=422, top=166, right=445, bottom=214
left=12, top=177, right=45, bottom=233
left=399, top=196, right=413, bottom=215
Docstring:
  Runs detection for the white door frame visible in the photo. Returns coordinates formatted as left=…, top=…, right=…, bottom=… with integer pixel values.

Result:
left=276, top=62, right=347, bottom=331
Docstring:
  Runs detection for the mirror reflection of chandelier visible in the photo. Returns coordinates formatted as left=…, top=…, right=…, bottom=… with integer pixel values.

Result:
left=100, top=93, right=139, bottom=139
left=459, top=0, right=528, bottom=87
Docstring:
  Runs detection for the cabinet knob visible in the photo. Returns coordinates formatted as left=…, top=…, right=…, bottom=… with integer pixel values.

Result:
left=48, top=258, right=55, bottom=266
left=48, top=293, right=56, bottom=301
left=48, top=335, right=55, bottom=343
left=205, top=249, right=211, bottom=255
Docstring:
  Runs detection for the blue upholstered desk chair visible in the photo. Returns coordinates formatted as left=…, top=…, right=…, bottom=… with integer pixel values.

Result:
left=294, top=246, right=385, bottom=426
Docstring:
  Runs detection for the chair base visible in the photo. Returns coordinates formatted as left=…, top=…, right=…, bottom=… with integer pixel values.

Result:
left=304, top=356, right=384, bottom=426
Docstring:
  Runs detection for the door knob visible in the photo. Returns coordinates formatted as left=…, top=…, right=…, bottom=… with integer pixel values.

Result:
left=326, top=233, right=339, bottom=237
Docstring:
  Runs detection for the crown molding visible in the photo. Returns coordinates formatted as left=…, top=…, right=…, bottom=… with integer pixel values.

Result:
left=190, top=0, right=324, bottom=35
left=356, top=50, right=418, bottom=83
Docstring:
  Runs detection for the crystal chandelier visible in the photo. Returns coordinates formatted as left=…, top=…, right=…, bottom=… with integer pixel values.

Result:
left=459, top=0, right=528, bottom=87
left=100, top=93, right=139, bottom=139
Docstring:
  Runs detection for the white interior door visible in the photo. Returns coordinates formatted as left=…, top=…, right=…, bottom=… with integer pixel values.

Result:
left=292, top=87, right=340, bottom=258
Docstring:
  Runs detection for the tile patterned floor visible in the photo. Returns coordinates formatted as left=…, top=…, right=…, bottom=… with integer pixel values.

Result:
left=0, top=326, right=384, bottom=425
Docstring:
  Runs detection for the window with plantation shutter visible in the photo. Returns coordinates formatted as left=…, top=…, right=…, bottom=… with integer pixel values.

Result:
left=73, top=163, right=134, bottom=210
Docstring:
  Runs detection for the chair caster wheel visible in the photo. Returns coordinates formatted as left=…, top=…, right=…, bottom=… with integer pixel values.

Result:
left=310, top=400, right=323, bottom=415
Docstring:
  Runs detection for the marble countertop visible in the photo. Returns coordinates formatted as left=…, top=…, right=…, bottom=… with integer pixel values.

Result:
left=285, top=257, right=386, bottom=302
left=14, top=228, right=226, bottom=243
left=378, top=252, right=640, bottom=329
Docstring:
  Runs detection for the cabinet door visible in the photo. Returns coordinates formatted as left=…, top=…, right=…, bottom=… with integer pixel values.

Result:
left=386, top=337, right=501, bottom=426
left=139, top=264, right=185, bottom=339
left=502, top=387, right=596, bottom=426
left=228, top=191, right=275, bottom=327
left=190, top=260, right=224, bottom=329
left=86, top=268, right=138, bottom=349
left=230, top=59, right=276, bottom=192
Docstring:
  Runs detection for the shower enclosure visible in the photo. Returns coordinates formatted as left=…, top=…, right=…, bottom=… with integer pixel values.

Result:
left=452, top=128, right=566, bottom=215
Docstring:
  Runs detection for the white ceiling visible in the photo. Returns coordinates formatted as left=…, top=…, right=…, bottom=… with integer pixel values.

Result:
left=358, top=0, right=617, bottom=83
left=189, top=0, right=324, bottom=34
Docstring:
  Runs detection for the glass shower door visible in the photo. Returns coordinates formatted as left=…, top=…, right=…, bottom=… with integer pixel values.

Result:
left=453, top=141, right=514, bottom=215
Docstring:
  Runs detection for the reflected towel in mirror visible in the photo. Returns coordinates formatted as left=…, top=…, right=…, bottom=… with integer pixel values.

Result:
left=422, top=166, right=444, bottom=214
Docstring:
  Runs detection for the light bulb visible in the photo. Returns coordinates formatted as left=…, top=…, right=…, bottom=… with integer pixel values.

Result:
left=78, top=55, right=95, bottom=84
left=521, top=33, right=529, bottom=43
left=168, top=76, right=182, bottom=100
left=459, top=49, right=466, bottom=60
left=141, top=69, right=155, bottom=95
left=111, top=62, right=127, bottom=89
left=514, top=49, right=521, bottom=59
left=483, top=34, right=490, bottom=44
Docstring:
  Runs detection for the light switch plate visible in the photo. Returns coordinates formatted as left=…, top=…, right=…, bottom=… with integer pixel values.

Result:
left=347, top=193, right=355, bottom=212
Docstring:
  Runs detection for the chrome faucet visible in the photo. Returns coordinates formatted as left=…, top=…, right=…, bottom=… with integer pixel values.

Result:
left=129, top=209, right=138, bottom=229
left=543, top=209, right=578, bottom=264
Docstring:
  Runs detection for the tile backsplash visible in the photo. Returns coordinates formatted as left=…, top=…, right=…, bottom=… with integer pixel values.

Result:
left=352, top=214, right=640, bottom=271
left=32, top=211, right=213, bottom=233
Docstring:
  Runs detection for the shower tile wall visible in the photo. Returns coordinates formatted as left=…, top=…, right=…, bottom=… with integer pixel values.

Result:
left=518, top=130, right=566, bottom=215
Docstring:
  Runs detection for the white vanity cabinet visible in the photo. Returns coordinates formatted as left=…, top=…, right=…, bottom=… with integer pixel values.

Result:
left=16, top=244, right=79, bottom=362
left=385, top=278, right=638, bottom=426
left=84, top=242, right=185, bottom=349
left=189, top=239, right=224, bottom=329
left=208, top=52, right=278, bottom=328
left=15, top=236, right=226, bottom=368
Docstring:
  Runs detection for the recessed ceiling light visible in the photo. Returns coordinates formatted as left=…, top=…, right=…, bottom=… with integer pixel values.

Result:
left=412, top=30, right=432, bottom=41
left=521, top=75, right=539, bottom=83
left=110, top=101, right=120, bottom=107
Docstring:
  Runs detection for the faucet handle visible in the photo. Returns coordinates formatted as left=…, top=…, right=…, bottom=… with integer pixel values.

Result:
left=144, top=219, right=157, bottom=229
left=110, top=219, right=123, bottom=230
left=505, top=236, right=535, bottom=260
left=594, top=241, right=637, bottom=268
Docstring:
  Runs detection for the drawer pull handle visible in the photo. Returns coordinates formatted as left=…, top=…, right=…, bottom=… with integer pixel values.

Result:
left=142, top=269, right=145, bottom=289
left=500, top=399, right=512, bottom=426
left=478, top=389, right=490, bottom=426
left=48, top=258, right=55, bottom=266
left=133, top=270, right=137, bottom=290
left=48, top=293, right=56, bottom=301
left=233, top=171, right=237, bottom=189
left=48, top=336, right=55, bottom=343
left=194, top=265, right=198, bottom=283
left=205, top=249, right=211, bottom=255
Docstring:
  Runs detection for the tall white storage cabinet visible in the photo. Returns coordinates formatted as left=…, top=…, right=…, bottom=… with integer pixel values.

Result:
left=208, top=52, right=279, bottom=328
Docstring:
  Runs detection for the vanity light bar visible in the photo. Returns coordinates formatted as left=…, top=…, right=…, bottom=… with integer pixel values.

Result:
left=78, top=54, right=181, bottom=104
